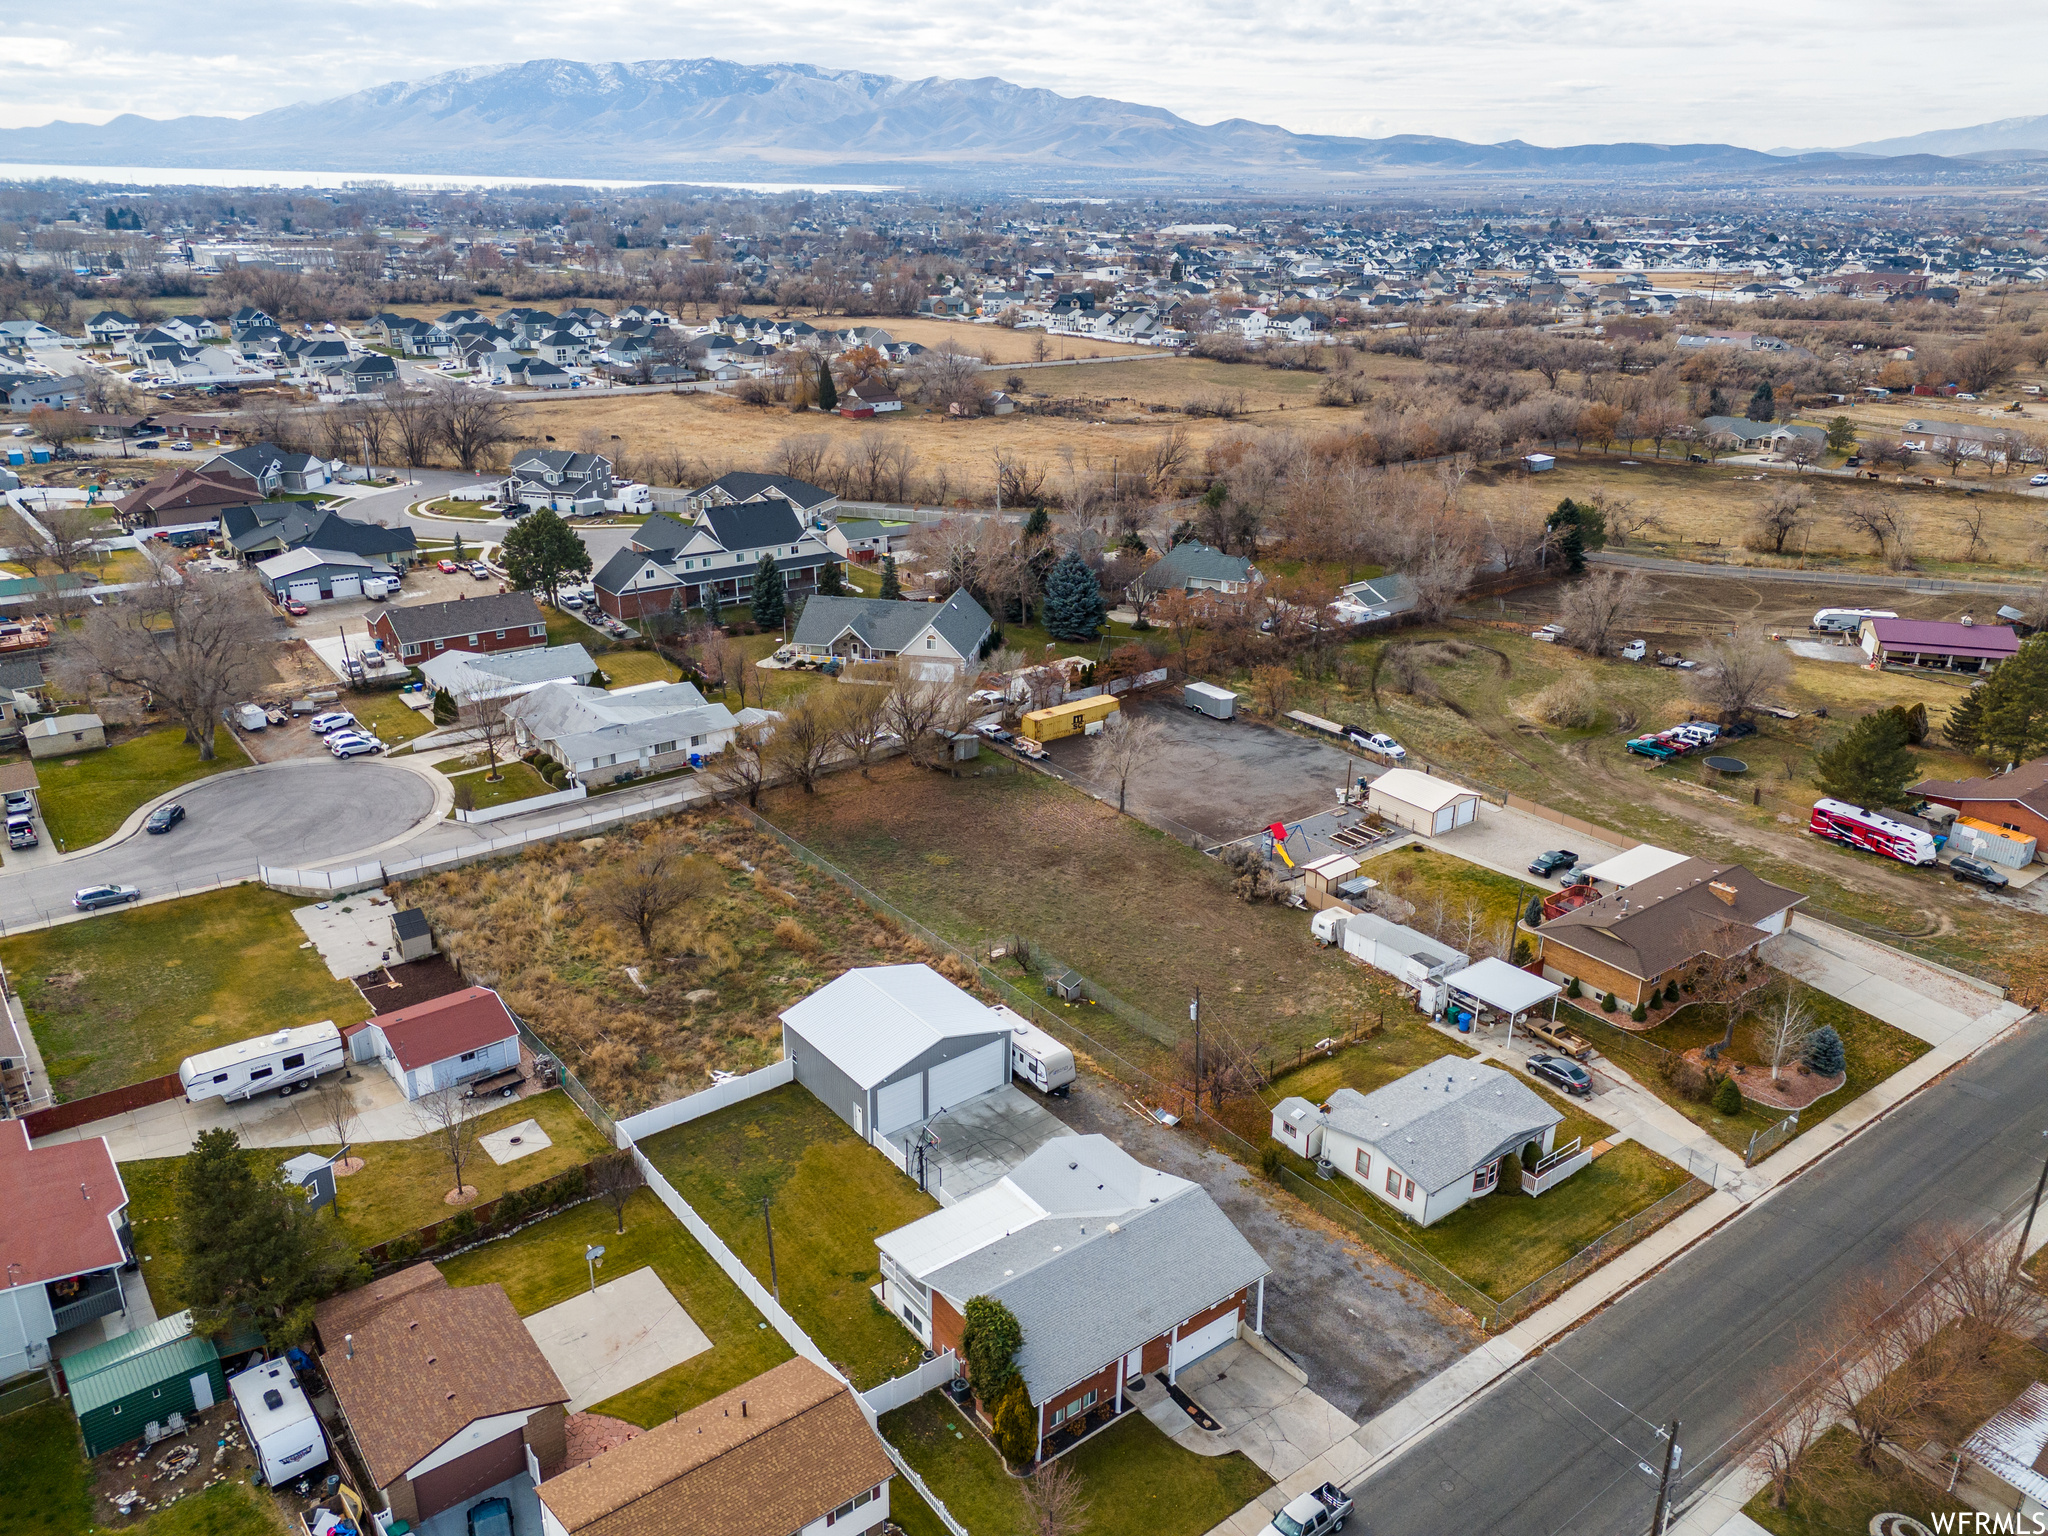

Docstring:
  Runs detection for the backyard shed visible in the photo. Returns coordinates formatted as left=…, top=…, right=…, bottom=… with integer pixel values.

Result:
left=66, top=1310, right=225, bottom=1456
left=782, top=965, right=1015, bottom=1146
left=1047, top=968, right=1086, bottom=1002
left=1299, top=853, right=1362, bottom=911
left=1367, top=768, right=1481, bottom=836
left=25, top=714, right=105, bottom=758
left=357, top=986, right=520, bottom=1101
left=1183, top=682, right=1238, bottom=720
left=391, top=907, right=434, bottom=962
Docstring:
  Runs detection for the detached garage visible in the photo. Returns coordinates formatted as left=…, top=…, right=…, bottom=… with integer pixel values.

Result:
left=1368, top=767, right=1482, bottom=837
left=782, top=965, right=1013, bottom=1148
left=66, top=1310, right=226, bottom=1456
left=354, top=986, right=520, bottom=1101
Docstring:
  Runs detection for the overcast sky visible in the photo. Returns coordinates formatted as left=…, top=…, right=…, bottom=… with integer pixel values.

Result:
left=0, top=1, right=2034, bottom=147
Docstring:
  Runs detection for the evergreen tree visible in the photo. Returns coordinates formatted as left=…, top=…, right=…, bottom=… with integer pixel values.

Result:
left=878, top=555, right=902, bottom=601
left=1549, top=514, right=1586, bottom=574
left=706, top=590, right=726, bottom=630
left=1631, top=999, right=1647, bottom=1022
left=1707, top=386, right=1730, bottom=417
left=1566, top=977, right=1582, bottom=999
left=1746, top=382, right=1776, bottom=423
left=1945, top=683, right=1988, bottom=753
left=1712, top=1074, right=1743, bottom=1115
left=1976, top=634, right=2048, bottom=764
left=1524, top=895, right=1544, bottom=928
left=751, top=554, right=786, bottom=629
left=180, top=1128, right=360, bottom=1347
left=500, top=506, right=593, bottom=605
left=1041, top=550, right=1106, bottom=641
left=1812, top=710, right=1918, bottom=809
left=817, top=560, right=845, bottom=596
left=453, top=531, right=467, bottom=562
left=1601, top=990, right=1618, bottom=1012
left=961, top=1294, right=1023, bottom=1398
left=1825, top=416, right=1859, bottom=454
left=1023, top=505, right=1051, bottom=543
left=816, top=358, right=838, bottom=413
left=1804, top=1025, right=1845, bottom=1076
left=432, top=687, right=456, bottom=725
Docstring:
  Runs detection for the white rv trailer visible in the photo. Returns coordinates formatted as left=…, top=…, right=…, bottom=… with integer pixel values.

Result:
left=179, top=1022, right=344, bottom=1103
left=1812, top=607, right=1897, bottom=634
left=989, top=1003, right=1076, bottom=1094
left=228, top=1357, right=328, bottom=1487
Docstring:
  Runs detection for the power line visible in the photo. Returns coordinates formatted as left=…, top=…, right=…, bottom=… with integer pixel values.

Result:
left=1541, top=1350, right=1669, bottom=1438
left=1517, top=1365, right=1664, bottom=1469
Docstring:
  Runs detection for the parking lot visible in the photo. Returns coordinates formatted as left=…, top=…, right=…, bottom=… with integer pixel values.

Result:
left=1041, top=696, right=1373, bottom=845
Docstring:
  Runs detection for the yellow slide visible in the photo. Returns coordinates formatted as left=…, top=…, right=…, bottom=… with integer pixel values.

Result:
left=1268, top=824, right=1295, bottom=867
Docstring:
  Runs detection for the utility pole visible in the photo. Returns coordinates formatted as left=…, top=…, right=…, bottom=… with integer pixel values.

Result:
left=2011, top=1130, right=2048, bottom=1278
left=1649, top=1420, right=1681, bottom=1536
left=1191, top=988, right=1201, bottom=1112
left=761, top=1197, right=779, bottom=1301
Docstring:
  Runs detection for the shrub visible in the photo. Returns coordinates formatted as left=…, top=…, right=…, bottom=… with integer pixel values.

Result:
left=1804, top=1025, right=1845, bottom=1076
left=1663, top=980, right=1680, bottom=1005
left=550, top=1167, right=588, bottom=1202
left=1529, top=673, right=1601, bottom=729
left=961, top=1295, right=1023, bottom=1400
left=1258, top=1146, right=1285, bottom=1180
left=1659, top=1056, right=1715, bottom=1103
left=384, top=1234, right=421, bottom=1265
left=1565, top=977, right=1582, bottom=999
left=440, top=1209, right=479, bottom=1243
left=991, top=1378, right=1037, bottom=1464
left=1601, top=991, right=1618, bottom=1013
left=772, top=916, right=820, bottom=953
left=1630, top=1000, right=1647, bottom=1022
left=1712, top=1074, right=1744, bottom=1115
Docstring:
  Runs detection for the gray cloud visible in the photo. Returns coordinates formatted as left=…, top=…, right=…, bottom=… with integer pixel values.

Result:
left=0, top=0, right=2034, bottom=151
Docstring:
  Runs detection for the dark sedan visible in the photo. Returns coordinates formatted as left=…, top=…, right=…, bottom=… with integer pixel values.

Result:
left=1528, top=1053, right=1593, bottom=1098
left=1528, top=849, right=1580, bottom=878
left=146, top=803, right=186, bottom=834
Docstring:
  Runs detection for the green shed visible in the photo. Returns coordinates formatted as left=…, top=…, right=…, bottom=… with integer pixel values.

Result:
left=66, top=1310, right=226, bottom=1457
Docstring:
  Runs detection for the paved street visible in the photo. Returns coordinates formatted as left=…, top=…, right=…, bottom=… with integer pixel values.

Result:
left=0, top=759, right=438, bottom=930
left=1347, top=1013, right=2048, bottom=1536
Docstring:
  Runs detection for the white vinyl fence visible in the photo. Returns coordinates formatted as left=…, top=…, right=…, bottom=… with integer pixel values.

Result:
left=613, top=1059, right=793, bottom=1145
left=452, top=783, right=588, bottom=824
left=861, top=1350, right=961, bottom=1417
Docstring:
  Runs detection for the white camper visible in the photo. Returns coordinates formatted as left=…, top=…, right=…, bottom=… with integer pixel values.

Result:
left=180, top=1022, right=343, bottom=1103
left=1812, top=607, right=1896, bottom=635
left=991, top=1003, right=1076, bottom=1094
left=229, top=1358, right=328, bottom=1487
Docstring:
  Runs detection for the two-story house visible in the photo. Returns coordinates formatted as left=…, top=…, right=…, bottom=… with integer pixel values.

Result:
left=0, top=1121, right=136, bottom=1378
left=368, top=592, right=548, bottom=662
left=201, top=440, right=337, bottom=495
left=592, top=497, right=840, bottom=621
left=497, top=450, right=612, bottom=512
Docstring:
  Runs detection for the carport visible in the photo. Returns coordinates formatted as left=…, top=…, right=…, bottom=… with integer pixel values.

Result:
left=1441, top=957, right=1561, bottom=1044
left=905, top=1083, right=1075, bottom=1203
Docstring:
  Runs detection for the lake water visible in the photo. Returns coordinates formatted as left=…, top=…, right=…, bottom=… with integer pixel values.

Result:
left=0, top=161, right=896, bottom=193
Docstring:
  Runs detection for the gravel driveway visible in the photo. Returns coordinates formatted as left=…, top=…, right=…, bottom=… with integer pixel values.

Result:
left=1043, top=1071, right=1481, bottom=1420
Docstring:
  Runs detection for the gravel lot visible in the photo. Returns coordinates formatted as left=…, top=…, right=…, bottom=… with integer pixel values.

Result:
left=1043, top=1069, right=1481, bottom=1420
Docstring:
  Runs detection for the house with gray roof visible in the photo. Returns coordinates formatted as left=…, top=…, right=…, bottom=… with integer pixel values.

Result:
left=1126, top=539, right=1261, bottom=603
left=875, top=1134, right=1269, bottom=1461
left=790, top=591, right=992, bottom=675
left=416, top=643, right=597, bottom=706
left=1272, top=1056, right=1564, bottom=1227
left=504, top=679, right=775, bottom=785
left=595, top=498, right=840, bottom=622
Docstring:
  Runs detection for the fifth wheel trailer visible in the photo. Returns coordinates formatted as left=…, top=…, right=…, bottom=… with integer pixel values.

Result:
left=180, top=1022, right=344, bottom=1103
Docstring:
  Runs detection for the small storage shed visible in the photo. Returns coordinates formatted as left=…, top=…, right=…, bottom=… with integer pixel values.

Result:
left=1522, top=453, right=1556, bottom=473
left=25, top=714, right=105, bottom=758
left=67, top=1310, right=226, bottom=1456
left=1184, top=682, right=1238, bottom=720
left=1270, top=1096, right=1324, bottom=1160
left=1300, top=854, right=1362, bottom=911
left=391, top=906, right=434, bottom=962
left=358, top=986, right=520, bottom=1101
left=782, top=964, right=1015, bottom=1145
left=1368, top=768, right=1481, bottom=837
left=1048, top=967, right=1086, bottom=1002
left=1020, top=694, right=1120, bottom=743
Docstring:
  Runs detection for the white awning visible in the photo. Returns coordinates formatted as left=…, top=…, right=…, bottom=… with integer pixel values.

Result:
left=1580, top=844, right=1691, bottom=888
left=1443, top=957, right=1560, bottom=1015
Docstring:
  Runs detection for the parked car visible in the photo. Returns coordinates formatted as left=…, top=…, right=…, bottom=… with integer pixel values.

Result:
left=1257, top=1481, right=1352, bottom=1536
left=281, top=597, right=308, bottom=616
left=7, top=818, right=37, bottom=850
left=328, top=734, right=384, bottom=758
left=1528, top=1054, right=1593, bottom=1098
left=2032, top=473, right=2048, bottom=488
left=437, top=559, right=461, bottom=573
left=145, top=802, right=186, bottom=834
left=470, top=562, right=492, bottom=580
left=1528, top=849, right=1579, bottom=878
left=3, top=791, right=33, bottom=818
left=169, top=441, right=190, bottom=452
left=1950, top=856, right=2010, bottom=891
left=557, top=591, right=584, bottom=610
left=309, top=711, right=358, bottom=735
left=1620, top=639, right=1647, bottom=662
left=73, top=884, right=141, bottom=911
left=1626, top=735, right=1681, bottom=760
left=1531, top=623, right=1563, bottom=643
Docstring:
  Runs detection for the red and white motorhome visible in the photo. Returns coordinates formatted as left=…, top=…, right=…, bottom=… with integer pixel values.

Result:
left=1809, top=798, right=1938, bottom=867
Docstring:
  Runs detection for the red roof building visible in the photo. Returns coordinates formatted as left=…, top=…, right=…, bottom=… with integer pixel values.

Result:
left=0, top=1121, right=134, bottom=1376
left=1861, top=618, right=2019, bottom=673
left=356, top=986, right=522, bottom=1101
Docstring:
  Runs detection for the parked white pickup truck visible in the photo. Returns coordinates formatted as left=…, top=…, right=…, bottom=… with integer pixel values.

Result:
left=1258, top=1482, right=1352, bottom=1536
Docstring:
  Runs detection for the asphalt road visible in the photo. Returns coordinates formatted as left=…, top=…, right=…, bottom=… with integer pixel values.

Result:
left=1351, top=1014, right=2047, bottom=1536
left=1588, top=549, right=2039, bottom=597
left=0, top=760, right=437, bottom=930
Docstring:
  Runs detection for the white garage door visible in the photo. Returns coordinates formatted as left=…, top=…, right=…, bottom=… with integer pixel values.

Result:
left=926, top=1039, right=1005, bottom=1113
left=875, top=1075, right=923, bottom=1136
left=1169, top=1310, right=1239, bottom=1374
left=328, top=575, right=362, bottom=600
left=1455, top=797, right=1477, bottom=827
left=287, top=581, right=321, bottom=604
left=1433, top=806, right=1455, bottom=834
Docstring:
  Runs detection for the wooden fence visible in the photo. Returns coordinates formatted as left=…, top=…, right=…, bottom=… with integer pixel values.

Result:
left=24, top=1074, right=181, bottom=1138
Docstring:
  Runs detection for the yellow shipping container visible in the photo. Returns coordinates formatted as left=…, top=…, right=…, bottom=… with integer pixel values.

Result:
left=1020, top=694, right=1121, bottom=742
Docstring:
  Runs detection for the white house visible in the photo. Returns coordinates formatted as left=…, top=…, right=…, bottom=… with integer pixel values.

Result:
left=417, top=644, right=598, bottom=707
left=350, top=986, right=521, bottom=1101
left=0, top=1121, right=134, bottom=1378
left=1270, top=1057, right=1563, bottom=1227
left=788, top=590, right=993, bottom=677
left=504, top=679, right=774, bottom=785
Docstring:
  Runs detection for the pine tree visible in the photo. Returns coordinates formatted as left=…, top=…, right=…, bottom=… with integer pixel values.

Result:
left=751, top=554, right=786, bottom=629
left=816, top=358, right=838, bottom=413
left=1804, top=1025, right=1845, bottom=1076
left=1566, top=977, right=1582, bottom=999
left=1712, top=1074, right=1743, bottom=1115
left=1524, top=895, right=1544, bottom=927
left=1977, top=635, right=2048, bottom=764
left=1041, top=550, right=1105, bottom=641
left=1023, top=506, right=1051, bottom=543
left=1812, top=710, right=1918, bottom=809
left=1601, top=990, right=1618, bottom=1012
left=1746, top=382, right=1776, bottom=423
left=817, top=560, right=845, bottom=596
left=878, top=555, right=902, bottom=601
left=1630, top=999, right=1647, bottom=1022
left=1944, top=684, right=1987, bottom=753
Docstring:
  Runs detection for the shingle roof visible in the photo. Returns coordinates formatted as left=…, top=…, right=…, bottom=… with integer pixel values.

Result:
left=1914, top=758, right=2048, bottom=818
left=314, top=1261, right=448, bottom=1349
left=0, top=1120, right=128, bottom=1286
left=537, top=1359, right=891, bottom=1536
left=699, top=499, right=807, bottom=554
left=1541, top=858, right=1803, bottom=981
left=320, top=1272, right=568, bottom=1489
left=1320, top=1058, right=1561, bottom=1194
left=1136, top=539, right=1254, bottom=593
left=370, top=986, right=518, bottom=1072
left=790, top=589, right=991, bottom=657
left=695, top=471, right=836, bottom=511
left=375, top=592, right=545, bottom=644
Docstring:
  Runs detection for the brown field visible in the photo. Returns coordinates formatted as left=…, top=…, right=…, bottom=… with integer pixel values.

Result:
left=1457, top=454, right=2048, bottom=576
left=1022, top=353, right=1432, bottom=414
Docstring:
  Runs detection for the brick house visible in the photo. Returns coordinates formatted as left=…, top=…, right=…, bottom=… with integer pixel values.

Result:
left=1530, top=857, right=1803, bottom=1008
left=316, top=1264, right=568, bottom=1531
left=876, top=1135, right=1269, bottom=1462
left=368, top=592, right=548, bottom=662
left=1913, top=759, right=2048, bottom=847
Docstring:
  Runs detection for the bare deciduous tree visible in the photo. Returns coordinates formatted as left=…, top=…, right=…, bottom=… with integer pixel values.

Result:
left=1089, top=709, right=1164, bottom=813
left=588, top=834, right=711, bottom=953
left=33, top=505, right=102, bottom=580
left=885, top=673, right=972, bottom=769
left=1744, top=1345, right=1836, bottom=1511
left=768, top=693, right=838, bottom=793
left=1751, top=982, right=1815, bottom=1083
left=831, top=684, right=894, bottom=777
left=710, top=721, right=771, bottom=806
left=1836, top=495, right=1911, bottom=568
left=413, top=1086, right=484, bottom=1201
left=587, top=1149, right=647, bottom=1235
left=1557, top=568, right=1648, bottom=657
left=1684, top=628, right=1792, bottom=724
left=1749, top=486, right=1813, bottom=555
left=384, top=389, right=442, bottom=476
left=455, top=681, right=518, bottom=782
left=61, top=569, right=270, bottom=760
left=1020, top=1454, right=1091, bottom=1536
left=432, top=380, right=517, bottom=472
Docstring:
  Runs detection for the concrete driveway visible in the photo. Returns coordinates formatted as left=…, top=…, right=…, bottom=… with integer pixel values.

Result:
left=1421, top=800, right=1628, bottom=889
left=34, top=1062, right=414, bottom=1160
left=1159, top=1339, right=1361, bottom=1480
left=0, top=758, right=439, bottom=930
left=1763, top=912, right=2029, bottom=1047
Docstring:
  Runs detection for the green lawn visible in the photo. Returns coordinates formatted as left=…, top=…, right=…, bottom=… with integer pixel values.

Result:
left=444, top=759, right=556, bottom=813
left=345, top=689, right=433, bottom=745
left=124, top=1090, right=615, bottom=1308
left=0, top=1400, right=283, bottom=1536
left=5, top=885, right=371, bottom=1101
left=439, top=1186, right=791, bottom=1425
left=1358, top=845, right=1547, bottom=945
left=639, top=1083, right=939, bottom=1389
left=600, top=649, right=681, bottom=687
left=882, top=1391, right=1272, bottom=1536
left=28, top=725, right=251, bottom=849
left=419, top=496, right=502, bottom=519
left=545, top=608, right=612, bottom=650
left=1226, top=1028, right=1692, bottom=1301
left=1565, top=982, right=1930, bottom=1157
